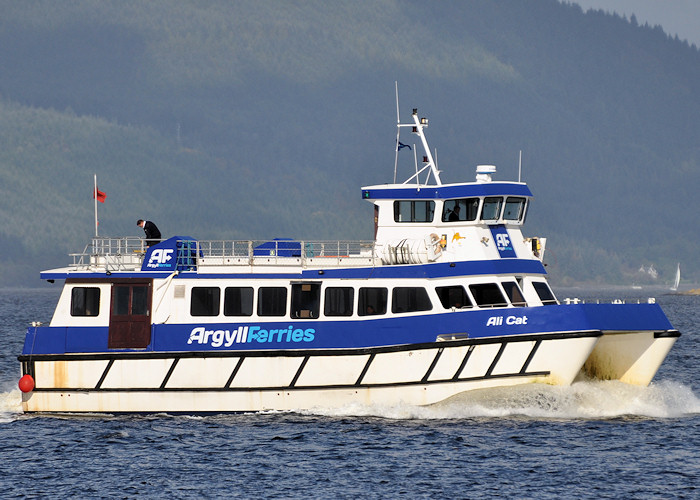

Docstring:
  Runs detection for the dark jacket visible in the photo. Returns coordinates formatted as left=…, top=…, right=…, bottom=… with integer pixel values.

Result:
left=143, top=221, right=161, bottom=245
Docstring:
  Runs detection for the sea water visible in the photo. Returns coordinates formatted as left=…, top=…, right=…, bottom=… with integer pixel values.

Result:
left=0, top=288, right=698, bottom=498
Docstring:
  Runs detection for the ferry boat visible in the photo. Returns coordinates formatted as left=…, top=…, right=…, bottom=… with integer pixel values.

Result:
left=18, top=107, right=680, bottom=413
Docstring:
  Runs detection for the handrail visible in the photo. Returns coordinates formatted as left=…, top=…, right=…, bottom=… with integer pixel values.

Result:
left=67, top=237, right=378, bottom=271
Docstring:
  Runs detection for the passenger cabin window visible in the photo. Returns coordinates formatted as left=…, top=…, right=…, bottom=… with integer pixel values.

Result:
left=71, top=287, right=100, bottom=316
left=324, top=287, right=354, bottom=317
left=442, top=198, right=479, bottom=222
left=358, top=287, right=387, bottom=316
left=224, top=287, right=253, bottom=316
left=392, top=287, right=432, bottom=313
left=394, top=200, right=435, bottom=223
left=533, top=282, right=558, bottom=305
left=480, top=197, right=503, bottom=222
left=191, top=287, right=220, bottom=316
left=501, top=281, right=527, bottom=307
left=291, top=283, right=321, bottom=319
left=436, top=285, right=473, bottom=309
left=503, top=197, right=527, bottom=221
left=469, top=283, right=508, bottom=308
left=258, top=287, right=287, bottom=316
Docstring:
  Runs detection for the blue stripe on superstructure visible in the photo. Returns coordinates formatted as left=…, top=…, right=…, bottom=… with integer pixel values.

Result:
left=40, top=259, right=547, bottom=281
left=361, top=182, right=533, bottom=200
left=21, top=302, right=673, bottom=355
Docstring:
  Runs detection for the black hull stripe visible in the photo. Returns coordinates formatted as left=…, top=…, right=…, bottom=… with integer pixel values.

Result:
left=29, top=370, right=552, bottom=394
left=520, top=339, right=542, bottom=374
left=421, top=347, right=444, bottom=383
left=355, top=353, right=376, bottom=385
left=160, top=358, right=179, bottom=389
left=289, top=355, right=310, bottom=388
left=225, top=357, right=245, bottom=389
left=95, top=359, right=114, bottom=389
left=485, top=343, right=507, bottom=377
left=453, top=345, right=475, bottom=381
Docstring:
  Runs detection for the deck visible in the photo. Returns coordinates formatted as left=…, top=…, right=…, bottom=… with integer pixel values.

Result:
left=68, top=237, right=379, bottom=272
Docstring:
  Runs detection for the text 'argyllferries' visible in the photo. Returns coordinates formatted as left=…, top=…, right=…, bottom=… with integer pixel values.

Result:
left=17, top=103, right=679, bottom=414
left=187, top=325, right=315, bottom=347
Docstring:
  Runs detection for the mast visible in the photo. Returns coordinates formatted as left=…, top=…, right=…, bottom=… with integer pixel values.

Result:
left=396, top=108, right=442, bottom=186
left=94, top=174, right=99, bottom=237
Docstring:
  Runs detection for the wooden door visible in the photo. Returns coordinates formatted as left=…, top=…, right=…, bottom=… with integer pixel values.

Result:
left=108, top=281, right=152, bottom=349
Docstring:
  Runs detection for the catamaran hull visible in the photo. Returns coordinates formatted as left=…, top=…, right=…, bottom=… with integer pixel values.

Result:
left=583, top=330, right=679, bottom=385
left=20, top=332, right=603, bottom=413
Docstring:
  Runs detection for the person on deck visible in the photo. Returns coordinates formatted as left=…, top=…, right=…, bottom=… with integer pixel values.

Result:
left=137, top=219, right=161, bottom=247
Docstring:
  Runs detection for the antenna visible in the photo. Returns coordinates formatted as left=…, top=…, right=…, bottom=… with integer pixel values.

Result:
left=518, top=150, right=522, bottom=182
left=393, top=82, right=400, bottom=183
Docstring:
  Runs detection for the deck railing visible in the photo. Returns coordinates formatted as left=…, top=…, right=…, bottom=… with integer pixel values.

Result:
left=69, top=237, right=378, bottom=271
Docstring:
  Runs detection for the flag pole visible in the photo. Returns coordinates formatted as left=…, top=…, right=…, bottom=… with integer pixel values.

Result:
left=94, top=174, right=99, bottom=237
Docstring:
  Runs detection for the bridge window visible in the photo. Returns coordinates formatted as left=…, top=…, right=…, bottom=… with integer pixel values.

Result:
left=469, top=283, right=508, bottom=308
left=504, top=197, right=527, bottom=221
left=480, top=197, right=503, bottom=222
left=191, top=287, right=220, bottom=316
left=394, top=200, right=435, bottom=223
left=258, top=287, right=287, bottom=316
left=358, top=287, right=387, bottom=316
left=71, top=287, right=100, bottom=316
left=324, top=287, right=354, bottom=316
left=436, top=285, right=472, bottom=309
left=501, top=281, right=527, bottom=307
left=224, top=287, right=253, bottom=316
left=533, top=282, right=558, bottom=305
left=291, top=283, right=321, bottom=319
left=392, top=287, right=432, bottom=313
left=442, top=198, right=479, bottom=222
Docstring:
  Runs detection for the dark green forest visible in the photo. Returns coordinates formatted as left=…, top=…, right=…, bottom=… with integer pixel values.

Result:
left=0, top=0, right=698, bottom=287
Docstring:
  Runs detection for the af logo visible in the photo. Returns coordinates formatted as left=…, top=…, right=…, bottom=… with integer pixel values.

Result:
left=496, top=233, right=511, bottom=251
left=147, top=249, right=174, bottom=268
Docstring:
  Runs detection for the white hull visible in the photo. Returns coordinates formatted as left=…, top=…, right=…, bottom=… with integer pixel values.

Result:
left=583, top=331, right=679, bottom=386
left=22, top=334, right=600, bottom=413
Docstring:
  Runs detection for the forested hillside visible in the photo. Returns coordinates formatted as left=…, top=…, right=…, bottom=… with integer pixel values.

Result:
left=0, top=0, right=698, bottom=287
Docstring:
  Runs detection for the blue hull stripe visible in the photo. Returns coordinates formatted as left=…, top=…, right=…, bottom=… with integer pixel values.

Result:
left=21, top=303, right=674, bottom=356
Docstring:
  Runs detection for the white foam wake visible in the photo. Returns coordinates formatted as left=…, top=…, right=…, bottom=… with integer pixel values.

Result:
left=303, top=380, right=700, bottom=420
left=0, top=389, right=23, bottom=422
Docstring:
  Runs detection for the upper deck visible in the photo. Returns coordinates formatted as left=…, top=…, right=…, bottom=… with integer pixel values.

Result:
left=41, top=107, right=546, bottom=280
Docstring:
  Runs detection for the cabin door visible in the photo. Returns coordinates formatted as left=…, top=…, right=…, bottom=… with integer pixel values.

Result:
left=108, top=281, right=152, bottom=349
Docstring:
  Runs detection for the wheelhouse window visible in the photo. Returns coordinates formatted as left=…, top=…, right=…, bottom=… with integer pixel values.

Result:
left=291, top=283, right=321, bottom=319
left=442, top=198, right=479, bottom=222
left=480, top=197, right=503, bottom=222
left=358, top=287, right=387, bottom=316
left=391, top=287, right=432, bottom=313
left=71, top=287, right=100, bottom=316
left=258, top=287, right=287, bottom=316
left=533, top=282, right=558, bottom=305
left=503, top=197, right=527, bottom=221
left=191, top=287, right=220, bottom=316
left=324, top=287, right=354, bottom=317
left=469, top=283, right=508, bottom=308
left=436, top=285, right=472, bottom=309
left=394, top=200, right=435, bottom=223
left=224, top=287, right=253, bottom=316
left=501, top=281, right=527, bottom=307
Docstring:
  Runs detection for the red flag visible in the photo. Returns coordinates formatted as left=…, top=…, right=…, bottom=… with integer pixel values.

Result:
left=93, top=187, right=107, bottom=203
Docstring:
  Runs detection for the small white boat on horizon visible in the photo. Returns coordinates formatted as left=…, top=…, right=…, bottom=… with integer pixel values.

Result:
left=671, top=263, right=681, bottom=291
